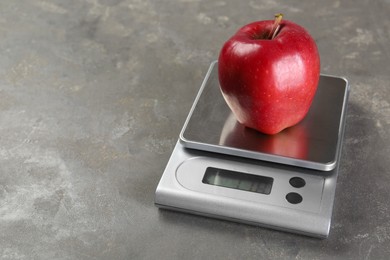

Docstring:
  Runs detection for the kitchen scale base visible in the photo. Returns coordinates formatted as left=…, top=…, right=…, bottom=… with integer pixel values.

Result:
left=155, top=61, right=349, bottom=238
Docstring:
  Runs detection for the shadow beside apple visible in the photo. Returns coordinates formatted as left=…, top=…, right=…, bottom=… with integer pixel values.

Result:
left=219, top=113, right=308, bottom=160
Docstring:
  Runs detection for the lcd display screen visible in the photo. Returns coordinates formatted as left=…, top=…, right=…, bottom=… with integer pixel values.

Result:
left=202, top=167, right=273, bottom=195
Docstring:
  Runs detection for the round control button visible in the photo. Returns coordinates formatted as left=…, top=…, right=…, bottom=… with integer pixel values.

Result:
left=289, top=177, right=306, bottom=188
left=286, top=192, right=303, bottom=204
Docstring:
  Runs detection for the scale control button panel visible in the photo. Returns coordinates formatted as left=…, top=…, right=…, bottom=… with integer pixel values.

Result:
left=176, top=156, right=325, bottom=213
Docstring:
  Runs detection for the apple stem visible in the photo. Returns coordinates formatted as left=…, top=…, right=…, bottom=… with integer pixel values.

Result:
left=268, top=13, right=283, bottom=40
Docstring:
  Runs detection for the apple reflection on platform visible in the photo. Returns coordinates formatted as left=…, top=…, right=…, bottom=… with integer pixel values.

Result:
left=219, top=113, right=308, bottom=160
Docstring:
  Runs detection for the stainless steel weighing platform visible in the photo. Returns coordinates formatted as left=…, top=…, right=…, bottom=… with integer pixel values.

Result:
left=155, top=61, right=350, bottom=238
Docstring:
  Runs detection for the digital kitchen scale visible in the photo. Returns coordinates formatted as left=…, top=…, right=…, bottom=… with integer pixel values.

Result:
left=155, top=61, right=349, bottom=238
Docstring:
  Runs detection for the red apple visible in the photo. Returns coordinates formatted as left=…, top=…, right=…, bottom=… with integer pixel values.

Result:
left=218, top=14, right=320, bottom=135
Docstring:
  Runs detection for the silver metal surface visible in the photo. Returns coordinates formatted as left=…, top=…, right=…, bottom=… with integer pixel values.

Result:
left=155, top=141, right=338, bottom=238
left=175, top=156, right=324, bottom=213
left=180, top=61, right=349, bottom=171
left=155, top=61, right=350, bottom=238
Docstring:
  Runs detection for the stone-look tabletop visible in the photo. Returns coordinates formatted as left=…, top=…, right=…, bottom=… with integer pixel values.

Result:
left=0, top=1, right=389, bottom=259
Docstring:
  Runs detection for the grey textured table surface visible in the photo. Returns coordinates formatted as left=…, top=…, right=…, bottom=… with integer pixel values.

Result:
left=0, top=0, right=389, bottom=259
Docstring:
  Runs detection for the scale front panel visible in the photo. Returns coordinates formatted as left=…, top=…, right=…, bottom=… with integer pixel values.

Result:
left=155, top=141, right=338, bottom=238
left=176, top=156, right=325, bottom=213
